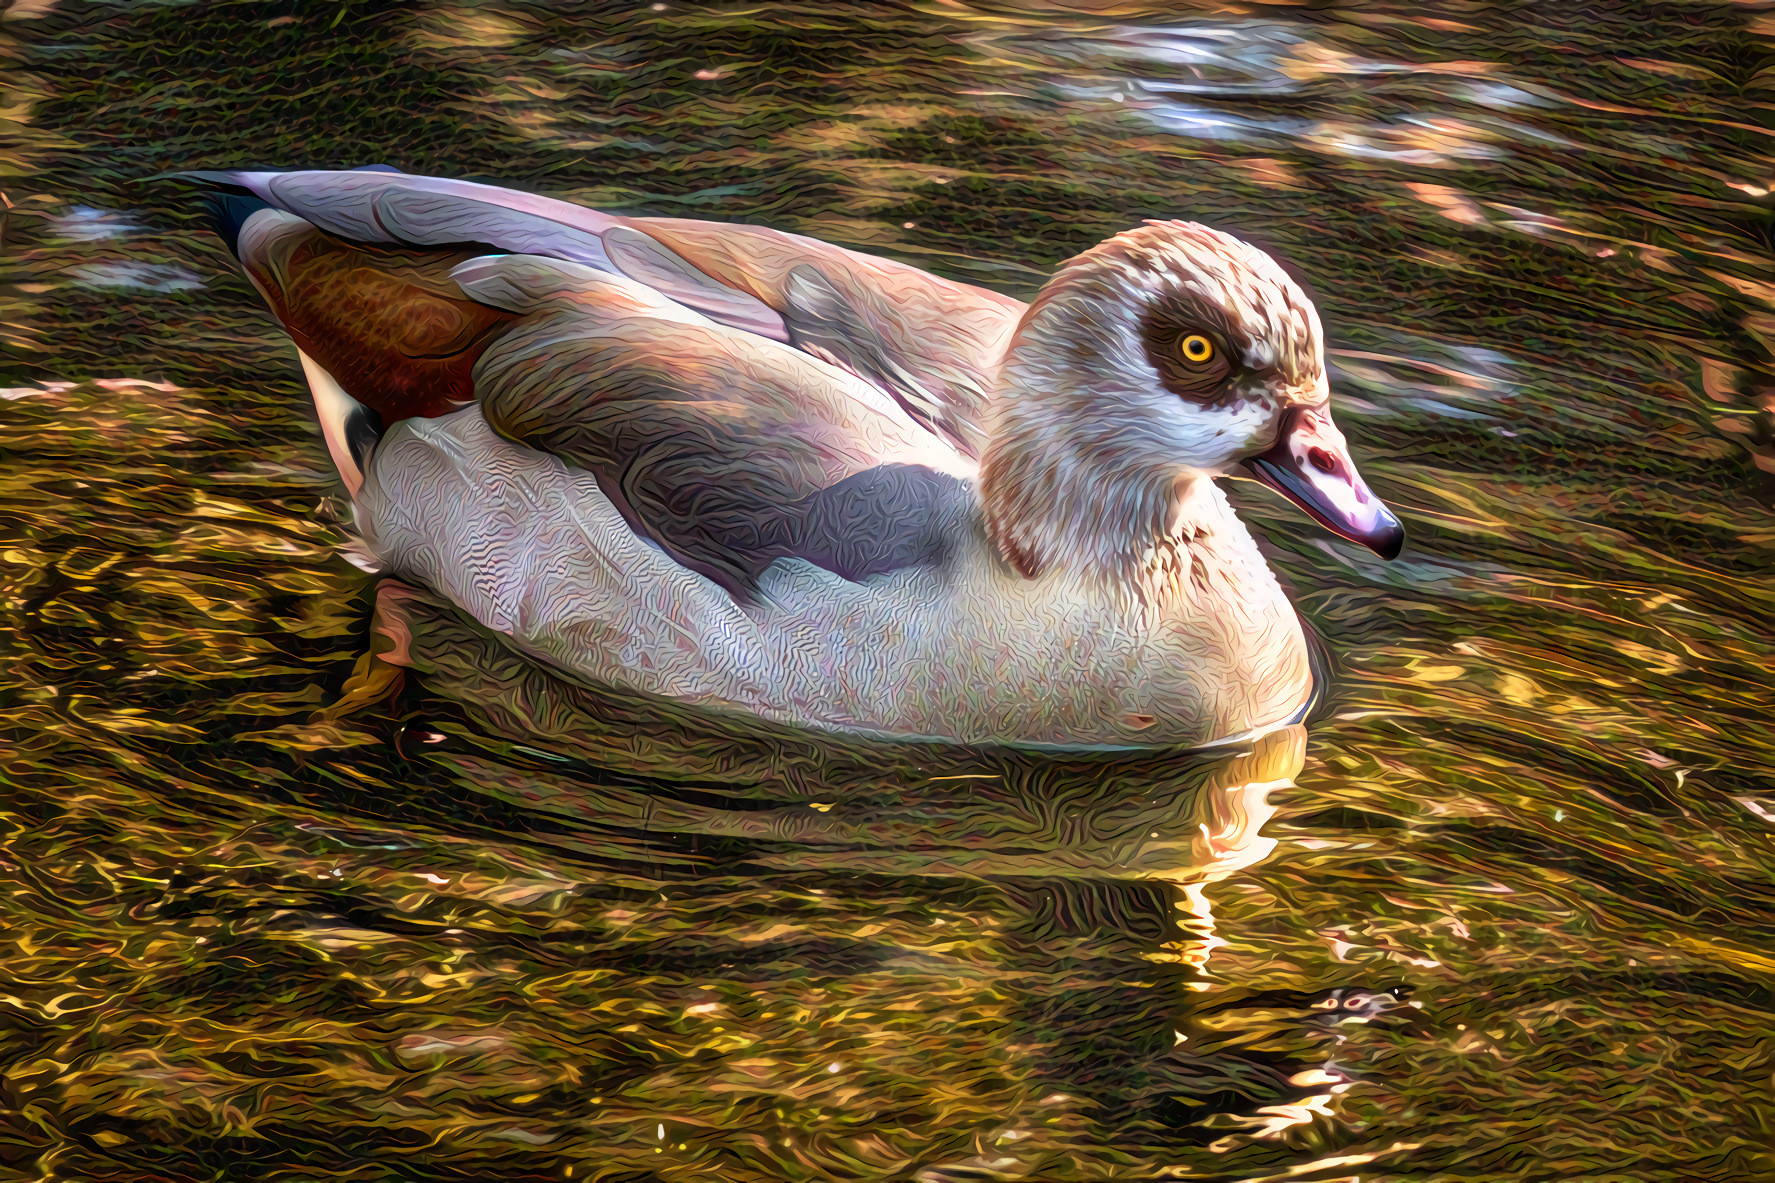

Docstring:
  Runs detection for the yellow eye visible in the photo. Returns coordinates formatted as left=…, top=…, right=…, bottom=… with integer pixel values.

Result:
left=1179, top=334, right=1214, bottom=364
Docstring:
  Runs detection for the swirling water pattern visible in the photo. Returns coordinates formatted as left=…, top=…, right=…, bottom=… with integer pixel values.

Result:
left=0, top=0, right=1772, bottom=1179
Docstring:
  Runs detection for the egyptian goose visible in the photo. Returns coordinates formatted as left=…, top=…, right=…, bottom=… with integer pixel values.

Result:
left=188, top=168, right=1402, bottom=750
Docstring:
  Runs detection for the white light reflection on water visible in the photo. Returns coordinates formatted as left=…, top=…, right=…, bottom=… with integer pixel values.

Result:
left=67, top=261, right=205, bottom=292
left=983, top=17, right=1564, bottom=162
left=50, top=205, right=145, bottom=241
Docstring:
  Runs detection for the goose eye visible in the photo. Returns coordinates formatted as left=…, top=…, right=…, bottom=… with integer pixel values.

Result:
left=1179, top=334, right=1214, bottom=365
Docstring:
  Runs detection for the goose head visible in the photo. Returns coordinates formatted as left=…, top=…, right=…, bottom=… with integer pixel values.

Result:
left=980, top=220, right=1404, bottom=581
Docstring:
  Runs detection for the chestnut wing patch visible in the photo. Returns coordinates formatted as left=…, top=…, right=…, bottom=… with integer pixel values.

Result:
left=252, top=231, right=520, bottom=423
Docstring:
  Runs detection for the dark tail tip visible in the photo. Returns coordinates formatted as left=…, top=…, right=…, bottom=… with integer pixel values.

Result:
left=199, top=190, right=275, bottom=258
left=171, top=165, right=401, bottom=255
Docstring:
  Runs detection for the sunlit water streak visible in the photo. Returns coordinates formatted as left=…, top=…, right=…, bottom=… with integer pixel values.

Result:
left=0, top=0, right=1772, bottom=1179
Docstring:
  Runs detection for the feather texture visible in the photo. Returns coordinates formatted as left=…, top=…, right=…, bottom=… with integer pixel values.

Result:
left=203, top=170, right=1018, bottom=447
left=465, top=255, right=970, bottom=595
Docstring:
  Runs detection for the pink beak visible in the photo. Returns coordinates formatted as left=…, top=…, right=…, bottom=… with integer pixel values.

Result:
left=1243, top=406, right=1404, bottom=559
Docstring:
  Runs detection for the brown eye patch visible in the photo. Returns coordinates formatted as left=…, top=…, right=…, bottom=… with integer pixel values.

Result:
left=1143, top=316, right=1234, bottom=403
left=1139, top=288, right=1246, bottom=403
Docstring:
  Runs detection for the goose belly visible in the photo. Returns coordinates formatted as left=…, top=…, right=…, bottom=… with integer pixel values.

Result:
left=356, top=409, right=1311, bottom=748
left=744, top=558, right=1314, bottom=748
left=359, top=409, right=772, bottom=707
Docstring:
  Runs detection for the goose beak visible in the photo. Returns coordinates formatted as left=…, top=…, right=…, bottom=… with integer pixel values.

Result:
left=1243, top=405, right=1405, bottom=559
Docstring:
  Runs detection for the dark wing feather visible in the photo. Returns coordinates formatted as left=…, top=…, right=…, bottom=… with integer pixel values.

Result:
left=788, top=464, right=968, bottom=582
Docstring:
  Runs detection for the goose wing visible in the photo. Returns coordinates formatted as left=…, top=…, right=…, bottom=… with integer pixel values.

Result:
left=453, top=254, right=973, bottom=599
left=199, top=169, right=1023, bottom=456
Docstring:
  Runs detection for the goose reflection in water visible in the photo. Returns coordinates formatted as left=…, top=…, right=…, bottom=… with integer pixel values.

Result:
left=343, top=577, right=1301, bottom=893
left=320, top=581, right=1330, bottom=1183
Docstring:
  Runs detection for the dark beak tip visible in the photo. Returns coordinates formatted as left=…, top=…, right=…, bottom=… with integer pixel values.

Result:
left=1242, top=452, right=1406, bottom=560
left=1367, top=524, right=1406, bottom=561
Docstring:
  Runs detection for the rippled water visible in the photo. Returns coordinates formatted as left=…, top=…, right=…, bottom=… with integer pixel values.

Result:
left=2, top=0, right=1773, bottom=1179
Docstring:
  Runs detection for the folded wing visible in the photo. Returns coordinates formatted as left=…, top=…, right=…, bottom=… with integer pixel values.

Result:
left=456, top=255, right=972, bottom=599
left=202, top=169, right=1021, bottom=455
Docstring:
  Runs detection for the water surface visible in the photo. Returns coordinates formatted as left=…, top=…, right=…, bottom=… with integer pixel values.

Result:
left=2, top=0, right=1773, bottom=1179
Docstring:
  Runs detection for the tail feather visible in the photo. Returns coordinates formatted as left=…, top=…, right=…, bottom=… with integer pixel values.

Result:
left=179, top=167, right=791, bottom=342
left=219, top=169, right=626, bottom=269
left=199, top=190, right=275, bottom=258
left=183, top=164, right=403, bottom=256
left=172, top=168, right=420, bottom=496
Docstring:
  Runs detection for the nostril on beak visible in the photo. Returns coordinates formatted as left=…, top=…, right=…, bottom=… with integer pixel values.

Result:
left=1307, top=447, right=1337, bottom=474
